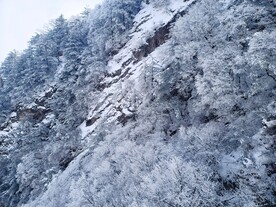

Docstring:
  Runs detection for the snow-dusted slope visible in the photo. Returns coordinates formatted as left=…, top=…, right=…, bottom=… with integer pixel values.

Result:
left=1, top=0, right=275, bottom=206
left=80, top=0, right=196, bottom=140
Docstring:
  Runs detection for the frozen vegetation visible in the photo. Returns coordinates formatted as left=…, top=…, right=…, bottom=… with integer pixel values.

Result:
left=0, top=0, right=275, bottom=206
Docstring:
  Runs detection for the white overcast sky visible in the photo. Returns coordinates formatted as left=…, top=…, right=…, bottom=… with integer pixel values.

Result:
left=0, top=0, right=103, bottom=63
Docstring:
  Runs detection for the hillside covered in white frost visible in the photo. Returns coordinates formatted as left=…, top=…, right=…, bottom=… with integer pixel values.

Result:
left=0, top=0, right=275, bottom=206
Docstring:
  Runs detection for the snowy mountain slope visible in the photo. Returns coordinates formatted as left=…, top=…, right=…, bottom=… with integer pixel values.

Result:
left=80, top=0, right=197, bottom=140
left=1, top=0, right=276, bottom=206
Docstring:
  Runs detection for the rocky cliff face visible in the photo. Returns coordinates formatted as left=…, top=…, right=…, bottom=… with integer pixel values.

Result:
left=0, top=0, right=276, bottom=206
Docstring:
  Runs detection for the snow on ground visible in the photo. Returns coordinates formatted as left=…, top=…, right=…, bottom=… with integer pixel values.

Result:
left=79, top=0, right=197, bottom=140
left=80, top=40, right=172, bottom=140
left=107, top=0, right=196, bottom=74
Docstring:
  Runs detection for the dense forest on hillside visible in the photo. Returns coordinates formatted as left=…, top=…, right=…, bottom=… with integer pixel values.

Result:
left=0, top=0, right=275, bottom=206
